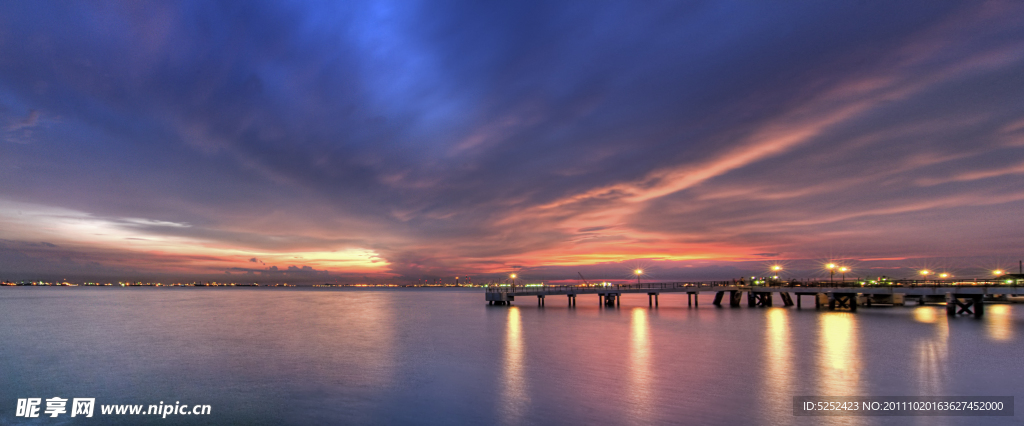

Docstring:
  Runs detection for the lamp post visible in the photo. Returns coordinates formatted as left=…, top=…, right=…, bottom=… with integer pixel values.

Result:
left=635, top=269, right=642, bottom=285
left=839, top=266, right=849, bottom=284
left=510, top=273, right=517, bottom=290
left=827, top=263, right=836, bottom=284
left=771, top=265, right=782, bottom=284
left=919, top=269, right=931, bottom=283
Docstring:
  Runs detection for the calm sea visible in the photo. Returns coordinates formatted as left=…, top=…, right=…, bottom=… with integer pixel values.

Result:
left=0, top=287, right=1021, bottom=425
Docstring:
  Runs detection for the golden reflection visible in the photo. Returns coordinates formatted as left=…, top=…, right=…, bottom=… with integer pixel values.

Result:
left=763, top=308, right=791, bottom=421
left=818, top=313, right=859, bottom=396
left=501, top=307, right=528, bottom=423
left=913, top=306, right=938, bottom=323
left=627, top=308, right=652, bottom=423
left=915, top=309, right=947, bottom=395
left=987, top=304, right=1013, bottom=341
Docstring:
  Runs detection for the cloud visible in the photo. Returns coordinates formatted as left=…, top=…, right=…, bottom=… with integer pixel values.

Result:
left=6, top=109, right=39, bottom=131
left=0, top=2, right=1022, bottom=281
left=916, top=162, right=1024, bottom=186
left=4, top=109, right=42, bottom=143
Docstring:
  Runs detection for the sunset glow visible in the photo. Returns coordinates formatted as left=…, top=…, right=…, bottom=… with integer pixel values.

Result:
left=1, top=2, right=1022, bottom=284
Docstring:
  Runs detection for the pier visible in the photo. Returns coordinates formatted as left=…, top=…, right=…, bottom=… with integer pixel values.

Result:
left=485, top=280, right=1024, bottom=318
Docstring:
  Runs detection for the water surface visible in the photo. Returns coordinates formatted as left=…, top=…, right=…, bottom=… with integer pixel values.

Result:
left=1, top=287, right=1021, bottom=425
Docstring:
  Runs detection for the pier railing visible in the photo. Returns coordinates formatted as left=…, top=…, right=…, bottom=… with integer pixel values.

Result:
left=486, top=279, right=1020, bottom=295
left=486, top=281, right=733, bottom=295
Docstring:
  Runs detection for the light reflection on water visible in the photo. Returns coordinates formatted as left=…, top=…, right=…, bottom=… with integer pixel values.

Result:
left=627, top=308, right=652, bottom=425
left=1, top=288, right=1022, bottom=425
left=501, top=306, right=528, bottom=424
left=819, top=313, right=860, bottom=397
left=914, top=306, right=939, bottom=323
left=914, top=307, right=948, bottom=396
left=763, top=308, right=791, bottom=423
left=987, top=304, right=1013, bottom=341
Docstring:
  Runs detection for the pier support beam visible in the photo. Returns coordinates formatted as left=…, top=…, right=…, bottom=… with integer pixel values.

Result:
left=567, top=294, right=576, bottom=307
left=648, top=293, right=659, bottom=307
left=687, top=292, right=699, bottom=307
left=780, top=292, right=794, bottom=307
left=796, top=293, right=820, bottom=309
left=730, top=290, right=742, bottom=307
left=946, top=293, right=984, bottom=318
left=537, top=295, right=545, bottom=307
left=748, top=292, right=772, bottom=307
left=829, top=293, right=857, bottom=311
left=816, top=293, right=827, bottom=309
left=713, top=291, right=724, bottom=307
left=601, top=293, right=620, bottom=307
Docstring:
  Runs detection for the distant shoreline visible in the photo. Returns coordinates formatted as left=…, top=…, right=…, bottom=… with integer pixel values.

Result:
left=0, top=281, right=487, bottom=288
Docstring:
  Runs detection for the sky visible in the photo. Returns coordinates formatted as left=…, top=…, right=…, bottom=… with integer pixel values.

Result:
left=1, top=1, right=1023, bottom=284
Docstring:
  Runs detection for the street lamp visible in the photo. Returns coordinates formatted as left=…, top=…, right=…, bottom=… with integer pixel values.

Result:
left=770, top=265, right=782, bottom=284
left=635, top=269, right=643, bottom=284
left=510, top=273, right=517, bottom=287
left=919, top=269, right=931, bottom=283
left=993, top=269, right=1004, bottom=276
left=839, top=266, right=849, bottom=283
left=938, top=272, right=949, bottom=280
left=827, top=263, right=837, bottom=284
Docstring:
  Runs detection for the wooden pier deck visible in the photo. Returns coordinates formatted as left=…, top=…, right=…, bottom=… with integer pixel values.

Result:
left=485, top=279, right=1024, bottom=317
